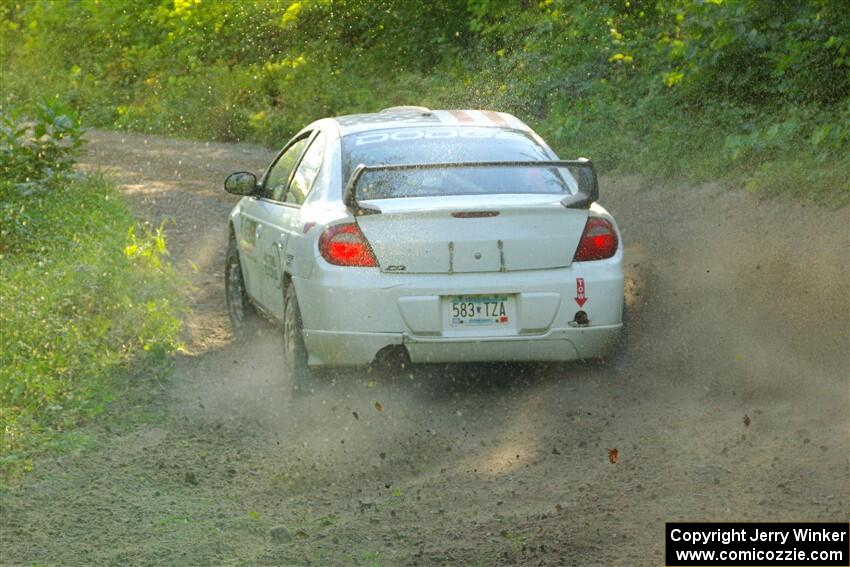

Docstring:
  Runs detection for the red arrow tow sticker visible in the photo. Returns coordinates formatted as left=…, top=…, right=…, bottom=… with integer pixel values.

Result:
left=575, top=277, right=588, bottom=308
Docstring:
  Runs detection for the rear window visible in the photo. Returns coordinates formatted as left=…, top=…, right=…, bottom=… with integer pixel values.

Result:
left=342, top=126, right=579, bottom=200
left=341, top=126, right=551, bottom=180
left=352, top=164, right=579, bottom=200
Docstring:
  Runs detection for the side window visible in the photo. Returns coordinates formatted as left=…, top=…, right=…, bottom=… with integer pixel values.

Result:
left=286, top=131, right=326, bottom=205
left=265, top=136, right=310, bottom=201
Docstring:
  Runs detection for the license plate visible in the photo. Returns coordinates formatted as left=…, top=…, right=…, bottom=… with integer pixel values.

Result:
left=448, top=295, right=511, bottom=327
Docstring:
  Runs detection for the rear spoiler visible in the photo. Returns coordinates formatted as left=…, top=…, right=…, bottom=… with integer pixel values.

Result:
left=343, top=159, right=599, bottom=216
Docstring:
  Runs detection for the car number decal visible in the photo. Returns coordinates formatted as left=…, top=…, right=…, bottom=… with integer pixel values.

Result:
left=263, top=250, right=280, bottom=283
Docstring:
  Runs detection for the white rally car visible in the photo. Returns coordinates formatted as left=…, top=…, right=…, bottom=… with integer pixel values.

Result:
left=224, top=107, right=623, bottom=386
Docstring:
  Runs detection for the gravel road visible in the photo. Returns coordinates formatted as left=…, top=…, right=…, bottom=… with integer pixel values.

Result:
left=2, top=129, right=847, bottom=566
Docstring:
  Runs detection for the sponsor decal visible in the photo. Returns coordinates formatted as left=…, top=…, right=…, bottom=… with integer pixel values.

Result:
left=353, top=128, right=520, bottom=146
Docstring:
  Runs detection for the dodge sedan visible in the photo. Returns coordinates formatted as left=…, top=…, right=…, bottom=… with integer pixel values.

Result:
left=223, top=106, right=624, bottom=389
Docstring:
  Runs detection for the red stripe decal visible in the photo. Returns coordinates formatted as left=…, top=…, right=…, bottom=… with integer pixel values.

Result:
left=482, top=110, right=509, bottom=127
left=450, top=110, right=475, bottom=123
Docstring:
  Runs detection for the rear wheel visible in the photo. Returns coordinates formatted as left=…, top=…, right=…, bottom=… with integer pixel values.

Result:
left=282, top=283, right=314, bottom=394
left=225, top=235, right=259, bottom=339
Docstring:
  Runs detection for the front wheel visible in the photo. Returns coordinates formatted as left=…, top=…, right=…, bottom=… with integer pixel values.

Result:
left=282, top=283, right=314, bottom=394
left=225, top=235, right=260, bottom=339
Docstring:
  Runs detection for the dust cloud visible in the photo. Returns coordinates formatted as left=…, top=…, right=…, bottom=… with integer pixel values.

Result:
left=2, top=130, right=845, bottom=566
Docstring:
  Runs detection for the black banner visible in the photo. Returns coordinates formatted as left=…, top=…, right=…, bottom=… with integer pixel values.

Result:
left=666, top=523, right=849, bottom=566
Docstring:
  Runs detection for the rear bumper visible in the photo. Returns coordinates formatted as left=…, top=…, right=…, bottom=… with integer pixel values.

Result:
left=295, top=249, right=624, bottom=366
left=303, top=324, right=621, bottom=366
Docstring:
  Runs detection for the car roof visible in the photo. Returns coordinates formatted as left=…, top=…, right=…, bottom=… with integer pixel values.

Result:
left=328, top=107, right=532, bottom=136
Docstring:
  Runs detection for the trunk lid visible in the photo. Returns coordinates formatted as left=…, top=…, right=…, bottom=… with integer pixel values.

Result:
left=356, top=194, right=588, bottom=274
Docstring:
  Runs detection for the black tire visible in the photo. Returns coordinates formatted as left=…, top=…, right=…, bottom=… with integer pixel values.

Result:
left=224, top=233, right=259, bottom=339
left=282, top=283, right=314, bottom=394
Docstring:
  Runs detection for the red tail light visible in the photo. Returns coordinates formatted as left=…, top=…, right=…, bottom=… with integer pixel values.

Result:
left=573, top=217, right=618, bottom=261
left=318, top=223, right=378, bottom=267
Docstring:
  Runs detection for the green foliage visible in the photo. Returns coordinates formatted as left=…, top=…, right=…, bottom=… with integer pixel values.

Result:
left=0, top=0, right=847, bottom=203
left=1, top=102, right=87, bottom=252
left=0, top=102, right=85, bottom=189
left=668, top=0, right=850, bottom=105
left=0, top=108, right=182, bottom=483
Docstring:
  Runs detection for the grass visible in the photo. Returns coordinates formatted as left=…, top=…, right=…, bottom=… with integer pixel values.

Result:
left=535, top=93, right=850, bottom=207
left=0, top=174, right=183, bottom=484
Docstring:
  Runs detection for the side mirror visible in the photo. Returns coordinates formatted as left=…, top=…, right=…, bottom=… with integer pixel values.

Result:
left=224, top=171, right=259, bottom=196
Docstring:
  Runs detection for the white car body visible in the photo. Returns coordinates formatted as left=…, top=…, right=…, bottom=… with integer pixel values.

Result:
left=227, top=107, right=624, bottom=366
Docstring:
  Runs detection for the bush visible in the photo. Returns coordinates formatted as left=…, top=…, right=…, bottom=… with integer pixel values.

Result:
left=0, top=0, right=847, bottom=205
left=0, top=107, right=182, bottom=482
left=1, top=102, right=86, bottom=254
left=0, top=102, right=84, bottom=184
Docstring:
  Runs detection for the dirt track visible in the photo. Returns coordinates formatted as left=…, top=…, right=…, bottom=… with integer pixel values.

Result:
left=2, top=130, right=848, bottom=566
